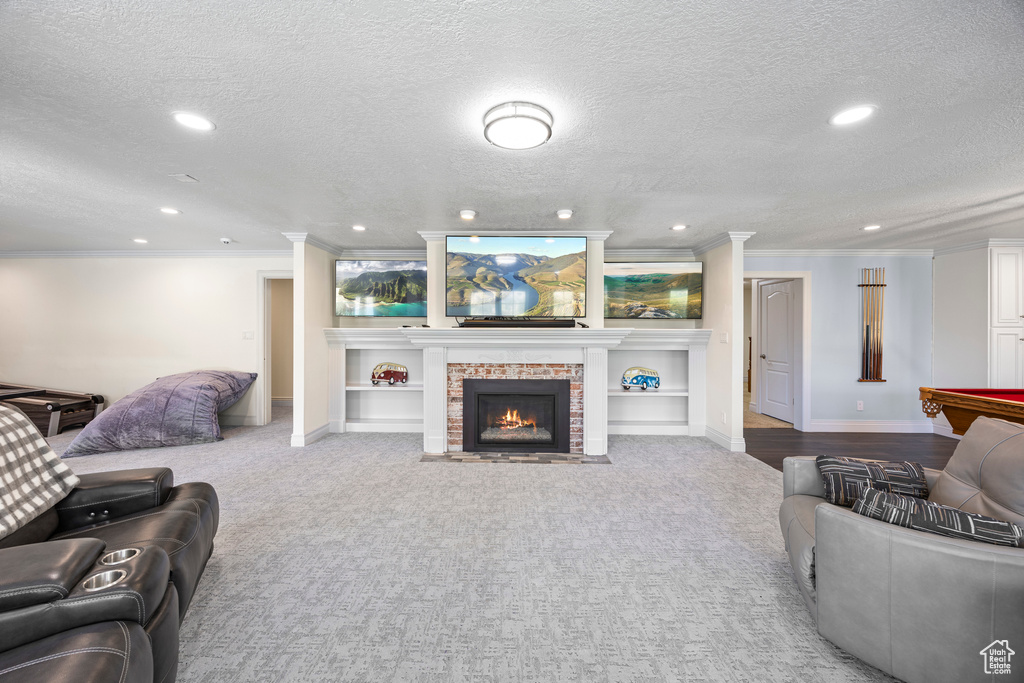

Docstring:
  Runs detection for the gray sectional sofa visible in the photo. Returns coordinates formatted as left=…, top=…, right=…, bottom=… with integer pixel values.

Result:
left=780, top=416, right=1024, bottom=683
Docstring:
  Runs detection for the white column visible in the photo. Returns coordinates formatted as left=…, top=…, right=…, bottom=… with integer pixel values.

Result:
left=328, top=344, right=346, bottom=432
left=423, top=236, right=451, bottom=329
left=584, top=238, right=606, bottom=329
left=422, top=345, right=448, bottom=453
left=583, top=346, right=609, bottom=455
left=688, top=344, right=707, bottom=436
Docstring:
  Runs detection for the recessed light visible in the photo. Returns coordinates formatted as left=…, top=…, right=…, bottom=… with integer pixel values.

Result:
left=160, top=207, right=181, bottom=215
left=862, top=225, right=881, bottom=231
left=133, top=238, right=148, bottom=244
left=556, top=209, right=573, bottom=219
left=469, top=236, right=480, bottom=243
left=352, top=225, right=366, bottom=232
left=829, top=105, right=877, bottom=126
left=670, top=225, right=687, bottom=231
left=460, top=210, right=476, bottom=220
left=172, top=111, right=216, bottom=131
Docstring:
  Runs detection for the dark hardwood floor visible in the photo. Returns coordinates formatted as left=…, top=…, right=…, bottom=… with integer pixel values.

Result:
left=744, top=428, right=960, bottom=471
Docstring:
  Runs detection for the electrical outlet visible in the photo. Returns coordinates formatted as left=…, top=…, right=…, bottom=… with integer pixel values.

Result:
left=242, top=331, right=254, bottom=340
left=857, top=401, right=864, bottom=411
left=721, top=411, right=727, bottom=424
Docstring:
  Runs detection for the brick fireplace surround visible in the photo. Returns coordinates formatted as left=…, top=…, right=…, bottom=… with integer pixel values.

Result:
left=447, top=363, right=583, bottom=453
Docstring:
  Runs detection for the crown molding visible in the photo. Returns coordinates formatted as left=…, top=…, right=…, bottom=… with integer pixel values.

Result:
left=335, top=249, right=427, bottom=260
left=281, top=232, right=342, bottom=254
left=605, top=248, right=696, bottom=261
left=418, top=230, right=613, bottom=242
left=933, top=238, right=1024, bottom=256
left=746, top=249, right=933, bottom=258
left=694, top=231, right=756, bottom=255
left=0, top=250, right=293, bottom=259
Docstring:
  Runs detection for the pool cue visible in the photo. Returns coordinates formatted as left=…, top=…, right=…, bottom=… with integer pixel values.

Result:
left=878, top=268, right=885, bottom=379
left=873, top=268, right=879, bottom=379
left=862, top=269, right=868, bottom=379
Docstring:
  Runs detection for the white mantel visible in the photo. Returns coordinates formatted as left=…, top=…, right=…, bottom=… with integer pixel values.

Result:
left=324, top=327, right=711, bottom=456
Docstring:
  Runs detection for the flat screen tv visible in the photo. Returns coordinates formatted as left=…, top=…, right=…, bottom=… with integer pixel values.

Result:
left=335, top=260, right=428, bottom=317
left=446, top=236, right=587, bottom=318
left=604, top=261, right=703, bottom=319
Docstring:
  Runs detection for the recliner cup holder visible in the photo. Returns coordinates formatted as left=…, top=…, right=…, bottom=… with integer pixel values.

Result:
left=83, top=569, right=127, bottom=592
left=100, top=548, right=141, bottom=565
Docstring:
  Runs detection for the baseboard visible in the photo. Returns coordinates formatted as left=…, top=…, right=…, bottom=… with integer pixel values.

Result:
left=930, top=423, right=962, bottom=440
left=291, top=423, right=330, bottom=447
left=705, top=425, right=746, bottom=452
left=271, top=399, right=294, bottom=407
left=220, top=415, right=259, bottom=427
left=806, top=419, right=938, bottom=433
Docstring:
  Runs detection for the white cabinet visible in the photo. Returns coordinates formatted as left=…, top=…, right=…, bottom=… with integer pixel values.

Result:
left=991, top=248, right=1024, bottom=327
left=989, top=247, right=1024, bottom=387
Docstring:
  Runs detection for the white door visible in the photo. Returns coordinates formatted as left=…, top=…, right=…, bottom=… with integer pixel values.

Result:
left=759, top=280, right=795, bottom=423
left=990, top=328, right=1024, bottom=388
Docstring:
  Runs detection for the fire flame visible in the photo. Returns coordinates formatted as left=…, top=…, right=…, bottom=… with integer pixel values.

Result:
left=495, top=407, right=536, bottom=431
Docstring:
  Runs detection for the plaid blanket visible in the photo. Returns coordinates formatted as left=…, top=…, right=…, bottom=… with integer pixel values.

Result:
left=0, top=404, right=79, bottom=540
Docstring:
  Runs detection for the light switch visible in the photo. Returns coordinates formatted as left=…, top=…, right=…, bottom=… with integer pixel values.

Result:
left=719, top=332, right=729, bottom=343
left=242, top=331, right=254, bottom=340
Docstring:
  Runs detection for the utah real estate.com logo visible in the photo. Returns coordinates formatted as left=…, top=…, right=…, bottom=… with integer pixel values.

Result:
left=980, top=640, right=1014, bottom=675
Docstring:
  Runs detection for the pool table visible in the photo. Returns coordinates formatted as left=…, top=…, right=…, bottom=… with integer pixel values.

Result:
left=919, top=387, right=1024, bottom=435
left=0, top=382, right=105, bottom=437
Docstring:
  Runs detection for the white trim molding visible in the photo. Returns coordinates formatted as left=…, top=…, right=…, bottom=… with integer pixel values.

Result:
left=933, top=239, right=1024, bottom=257
left=807, top=419, right=939, bottom=433
left=695, top=231, right=755, bottom=255
left=291, top=423, right=330, bottom=447
left=705, top=425, right=746, bottom=452
left=418, top=230, right=613, bottom=241
left=605, top=248, right=696, bottom=261
left=746, top=249, right=933, bottom=258
left=281, top=232, right=342, bottom=254
left=0, top=250, right=292, bottom=259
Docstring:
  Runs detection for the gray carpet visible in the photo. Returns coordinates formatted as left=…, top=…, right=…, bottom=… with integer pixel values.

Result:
left=48, top=411, right=894, bottom=683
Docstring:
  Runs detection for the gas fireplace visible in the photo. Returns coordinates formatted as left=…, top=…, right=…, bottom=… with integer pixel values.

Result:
left=463, top=379, right=571, bottom=453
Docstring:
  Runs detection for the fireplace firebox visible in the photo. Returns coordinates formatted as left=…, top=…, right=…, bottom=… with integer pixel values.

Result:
left=463, top=379, right=571, bottom=453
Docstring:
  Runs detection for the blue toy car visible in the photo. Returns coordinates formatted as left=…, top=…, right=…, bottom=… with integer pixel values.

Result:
left=621, top=366, right=660, bottom=390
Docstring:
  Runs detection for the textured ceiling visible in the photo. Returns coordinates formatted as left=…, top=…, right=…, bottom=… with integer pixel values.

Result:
left=2, top=0, right=1024, bottom=253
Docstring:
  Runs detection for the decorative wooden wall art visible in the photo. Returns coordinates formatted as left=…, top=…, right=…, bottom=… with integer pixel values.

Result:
left=859, top=267, right=886, bottom=382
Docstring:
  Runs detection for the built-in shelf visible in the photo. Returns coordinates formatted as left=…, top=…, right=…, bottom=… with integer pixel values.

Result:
left=345, top=417, right=424, bottom=433
left=608, top=420, right=689, bottom=436
left=346, top=383, right=424, bottom=392
left=608, top=390, right=689, bottom=397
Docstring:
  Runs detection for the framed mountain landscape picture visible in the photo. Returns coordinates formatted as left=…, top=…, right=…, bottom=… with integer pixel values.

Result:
left=335, top=260, right=428, bottom=317
left=604, top=262, right=703, bottom=319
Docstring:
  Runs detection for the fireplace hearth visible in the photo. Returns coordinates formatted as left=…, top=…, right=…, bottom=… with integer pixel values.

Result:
left=463, top=379, right=571, bottom=453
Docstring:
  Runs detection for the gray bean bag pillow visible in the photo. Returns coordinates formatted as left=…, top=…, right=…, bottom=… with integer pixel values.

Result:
left=62, top=370, right=257, bottom=457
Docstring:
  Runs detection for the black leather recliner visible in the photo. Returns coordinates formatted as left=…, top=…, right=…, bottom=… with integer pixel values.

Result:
left=0, top=468, right=218, bottom=683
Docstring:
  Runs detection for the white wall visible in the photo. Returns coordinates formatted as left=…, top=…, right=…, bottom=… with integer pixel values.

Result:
left=933, top=248, right=988, bottom=386
left=700, top=237, right=746, bottom=450
left=0, top=256, right=291, bottom=424
left=292, top=241, right=334, bottom=444
left=745, top=252, right=933, bottom=429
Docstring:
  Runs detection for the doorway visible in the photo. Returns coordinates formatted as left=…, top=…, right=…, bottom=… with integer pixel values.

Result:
left=257, top=270, right=293, bottom=426
left=745, top=271, right=811, bottom=432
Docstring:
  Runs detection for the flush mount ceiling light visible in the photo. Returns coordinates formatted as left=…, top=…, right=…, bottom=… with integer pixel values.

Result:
left=670, top=224, right=688, bottom=231
left=172, top=111, right=216, bottom=131
left=483, top=102, right=553, bottom=150
left=829, top=105, right=877, bottom=126
left=160, top=207, right=181, bottom=215
left=352, top=225, right=366, bottom=232
left=556, top=209, right=573, bottom=219
left=862, top=224, right=881, bottom=231
left=460, top=209, right=477, bottom=220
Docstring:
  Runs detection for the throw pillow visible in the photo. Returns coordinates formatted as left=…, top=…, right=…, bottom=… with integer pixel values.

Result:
left=62, top=370, right=257, bottom=457
left=815, top=455, right=928, bottom=507
left=853, top=487, right=1024, bottom=547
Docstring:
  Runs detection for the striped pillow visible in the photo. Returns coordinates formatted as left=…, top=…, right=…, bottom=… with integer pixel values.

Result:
left=815, top=455, right=928, bottom=507
left=853, top=488, right=1024, bottom=547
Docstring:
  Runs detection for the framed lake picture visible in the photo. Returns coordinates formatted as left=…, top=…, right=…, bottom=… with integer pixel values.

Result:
left=335, top=260, right=428, bottom=317
left=604, top=262, right=703, bottom=319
